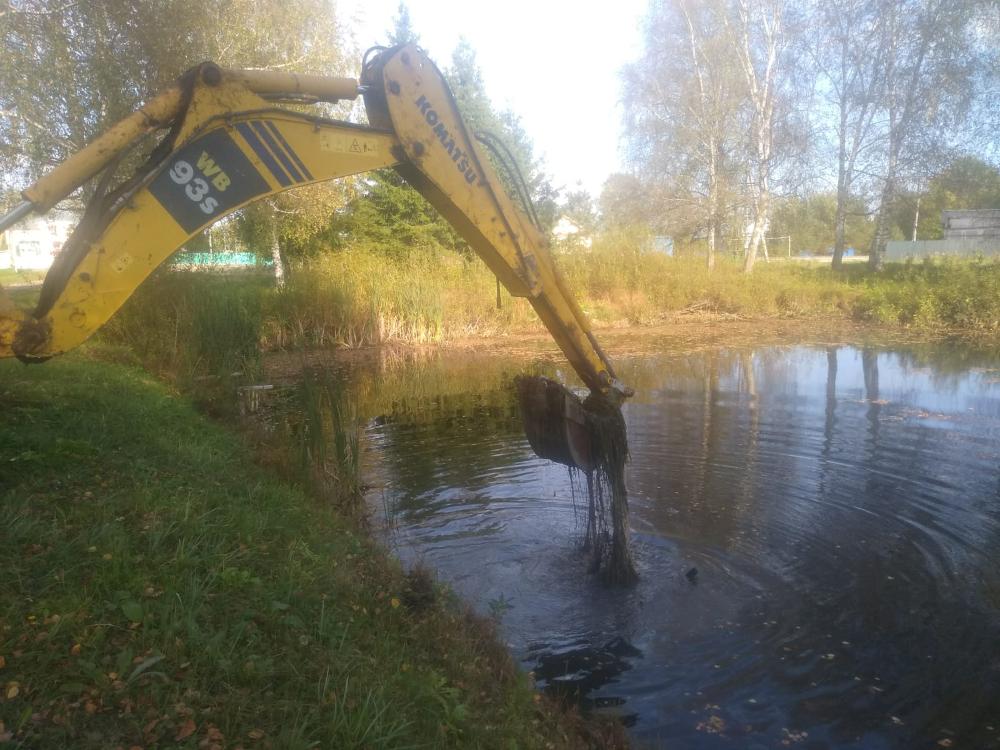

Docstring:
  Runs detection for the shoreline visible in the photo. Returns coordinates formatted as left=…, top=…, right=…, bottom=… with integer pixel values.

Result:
left=0, top=355, right=626, bottom=749
left=261, top=314, right=997, bottom=380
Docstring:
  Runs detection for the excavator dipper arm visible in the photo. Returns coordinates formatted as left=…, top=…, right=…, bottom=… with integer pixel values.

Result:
left=0, top=45, right=630, bottom=399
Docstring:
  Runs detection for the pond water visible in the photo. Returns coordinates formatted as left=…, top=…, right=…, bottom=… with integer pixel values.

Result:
left=274, top=339, right=1000, bottom=749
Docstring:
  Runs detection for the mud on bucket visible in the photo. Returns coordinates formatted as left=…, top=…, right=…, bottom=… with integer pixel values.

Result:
left=515, top=375, right=638, bottom=585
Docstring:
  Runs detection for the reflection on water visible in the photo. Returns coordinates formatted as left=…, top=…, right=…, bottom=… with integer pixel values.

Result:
left=301, top=344, right=1000, bottom=748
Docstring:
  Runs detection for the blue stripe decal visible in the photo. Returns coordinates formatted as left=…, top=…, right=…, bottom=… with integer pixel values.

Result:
left=265, top=121, right=314, bottom=181
left=252, top=121, right=304, bottom=183
left=235, top=121, right=291, bottom=187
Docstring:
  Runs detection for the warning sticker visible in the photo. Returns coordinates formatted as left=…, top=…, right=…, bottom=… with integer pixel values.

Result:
left=320, top=133, right=379, bottom=155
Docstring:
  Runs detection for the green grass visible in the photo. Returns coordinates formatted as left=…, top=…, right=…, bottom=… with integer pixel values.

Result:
left=0, top=356, right=613, bottom=749
left=845, top=259, right=1000, bottom=332
left=0, top=268, right=45, bottom=287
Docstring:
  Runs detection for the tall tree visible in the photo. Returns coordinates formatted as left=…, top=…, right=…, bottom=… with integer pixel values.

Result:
left=723, top=0, right=789, bottom=273
left=0, top=0, right=350, bottom=282
left=598, top=173, right=648, bottom=231
left=447, top=39, right=558, bottom=230
left=389, top=1, right=419, bottom=46
left=866, top=0, right=984, bottom=269
left=0, top=0, right=346, bottom=190
left=623, top=0, right=743, bottom=267
left=807, top=0, right=885, bottom=269
left=327, top=2, right=464, bottom=257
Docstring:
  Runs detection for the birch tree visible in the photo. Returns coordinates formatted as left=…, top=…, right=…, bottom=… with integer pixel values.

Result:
left=623, top=0, right=743, bottom=268
left=724, top=0, right=788, bottom=273
left=867, top=0, right=984, bottom=270
left=808, top=0, right=885, bottom=269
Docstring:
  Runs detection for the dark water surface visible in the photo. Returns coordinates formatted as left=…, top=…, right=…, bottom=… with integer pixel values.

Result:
left=295, top=342, right=1000, bottom=748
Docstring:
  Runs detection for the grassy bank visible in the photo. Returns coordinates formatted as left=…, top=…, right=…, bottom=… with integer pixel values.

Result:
left=100, top=243, right=1000, bottom=380
left=0, top=356, right=617, bottom=748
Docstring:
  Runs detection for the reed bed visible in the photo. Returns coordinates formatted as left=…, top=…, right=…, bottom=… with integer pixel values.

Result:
left=101, top=243, right=1000, bottom=384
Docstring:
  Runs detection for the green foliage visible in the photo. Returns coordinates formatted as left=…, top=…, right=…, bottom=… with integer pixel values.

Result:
left=389, top=2, right=420, bottom=45
left=0, top=0, right=346, bottom=192
left=557, top=235, right=857, bottom=324
left=101, top=271, right=266, bottom=389
left=599, top=174, right=649, bottom=231
left=771, top=193, right=874, bottom=254
left=264, top=248, right=536, bottom=348
left=561, top=189, right=599, bottom=235
left=895, top=157, right=1000, bottom=240
left=853, top=257, right=1000, bottom=332
left=326, top=172, right=464, bottom=257
left=445, top=39, right=558, bottom=231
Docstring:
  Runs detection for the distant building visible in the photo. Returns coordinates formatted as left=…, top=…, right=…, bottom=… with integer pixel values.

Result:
left=552, top=216, right=592, bottom=249
left=652, top=236, right=674, bottom=256
left=0, top=212, right=77, bottom=271
left=887, top=208, right=1000, bottom=260
left=942, top=209, right=1000, bottom=240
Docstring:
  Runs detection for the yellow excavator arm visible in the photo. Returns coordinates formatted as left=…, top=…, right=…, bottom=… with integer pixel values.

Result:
left=0, top=45, right=630, bottom=399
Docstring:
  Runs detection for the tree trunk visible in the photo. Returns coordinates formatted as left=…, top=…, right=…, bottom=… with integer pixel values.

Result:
left=270, top=222, right=286, bottom=287
left=707, top=135, right=718, bottom=270
left=832, top=116, right=850, bottom=270
left=707, top=222, right=717, bottom=269
left=743, top=188, right=769, bottom=273
left=868, top=145, right=898, bottom=271
left=743, top=219, right=760, bottom=273
left=833, top=194, right=848, bottom=270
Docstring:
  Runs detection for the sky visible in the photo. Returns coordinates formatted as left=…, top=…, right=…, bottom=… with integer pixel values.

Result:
left=339, top=0, right=649, bottom=198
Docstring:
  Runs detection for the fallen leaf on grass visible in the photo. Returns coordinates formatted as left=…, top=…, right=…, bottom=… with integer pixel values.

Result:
left=70, top=643, right=82, bottom=656
left=247, top=728, right=265, bottom=739
left=175, top=718, right=197, bottom=740
left=0, top=655, right=5, bottom=669
left=5, top=682, right=19, bottom=699
left=204, top=723, right=224, bottom=742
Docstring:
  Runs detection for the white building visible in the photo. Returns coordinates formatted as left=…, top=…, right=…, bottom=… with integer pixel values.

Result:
left=0, top=212, right=77, bottom=271
left=887, top=209, right=1000, bottom=260
left=552, top=216, right=592, bottom=249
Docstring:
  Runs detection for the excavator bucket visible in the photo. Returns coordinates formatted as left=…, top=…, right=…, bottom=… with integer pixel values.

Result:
left=515, top=376, right=595, bottom=473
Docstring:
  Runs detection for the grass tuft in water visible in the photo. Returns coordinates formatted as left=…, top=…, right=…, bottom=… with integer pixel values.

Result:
left=294, top=366, right=361, bottom=505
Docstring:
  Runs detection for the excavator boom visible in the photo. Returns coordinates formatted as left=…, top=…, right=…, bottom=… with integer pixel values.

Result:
left=0, top=45, right=630, bottom=400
